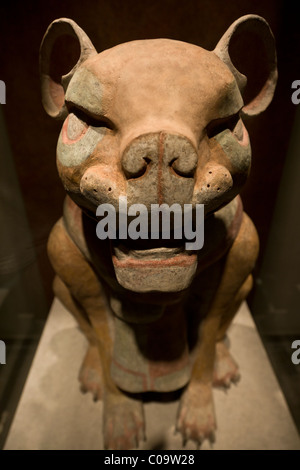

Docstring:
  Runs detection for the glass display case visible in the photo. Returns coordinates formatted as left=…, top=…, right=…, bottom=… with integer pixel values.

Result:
left=0, top=0, right=299, bottom=450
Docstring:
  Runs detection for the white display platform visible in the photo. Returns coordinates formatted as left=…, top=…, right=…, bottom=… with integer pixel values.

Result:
left=4, top=299, right=300, bottom=450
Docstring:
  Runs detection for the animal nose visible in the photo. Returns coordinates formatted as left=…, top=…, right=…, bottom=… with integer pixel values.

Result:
left=121, top=143, right=152, bottom=180
left=121, top=132, right=198, bottom=206
left=166, top=134, right=198, bottom=178
left=121, top=132, right=198, bottom=180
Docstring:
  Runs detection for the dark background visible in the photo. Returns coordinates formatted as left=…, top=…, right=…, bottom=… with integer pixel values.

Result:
left=0, top=0, right=300, bottom=447
left=0, top=0, right=295, bottom=303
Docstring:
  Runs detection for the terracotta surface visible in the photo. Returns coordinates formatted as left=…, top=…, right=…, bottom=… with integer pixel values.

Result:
left=40, top=15, right=277, bottom=449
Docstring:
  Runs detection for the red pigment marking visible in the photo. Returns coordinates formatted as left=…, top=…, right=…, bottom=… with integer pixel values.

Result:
left=240, top=122, right=249, bottom=147
left=112, top=253, right=197, bottom=269
left=112, top=358, right=148, bottom=392
left=148, top=355, right=190, bottom=390
left=158, top=132, right=165, bottom=205
left=62, top=115, right=88, bottom=145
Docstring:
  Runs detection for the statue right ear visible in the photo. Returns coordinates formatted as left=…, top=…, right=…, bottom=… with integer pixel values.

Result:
left=214, top=15, right=277, bottom=117
left=39, top=18, right=97, bottom=119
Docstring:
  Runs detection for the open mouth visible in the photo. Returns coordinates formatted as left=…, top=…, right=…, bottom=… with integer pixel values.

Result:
left=94, top=202, right=203, bottom=292
left=111, top=235, right=197, bottom=268
left=111, top=235, right=198, bottom=293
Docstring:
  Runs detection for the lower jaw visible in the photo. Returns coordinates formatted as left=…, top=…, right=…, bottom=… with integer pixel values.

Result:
left=112, top=252, right=198, bottom=293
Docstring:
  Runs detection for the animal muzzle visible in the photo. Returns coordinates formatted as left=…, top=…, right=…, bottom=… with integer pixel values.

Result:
left=81, top=131, right=201, bottom=295
left=112, top=132, right=199, bottom=294
left=122, top=131, right=198, bottom=208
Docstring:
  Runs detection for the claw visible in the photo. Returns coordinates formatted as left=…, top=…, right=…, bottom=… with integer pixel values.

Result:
left=219, top=384, right=228, bottom=394
left=224, top=377, right=231, bottom=388
left=177, top=382, right=216, bottom=449
left=232, top=373, right=240, bottom=384
left=209, top=431, right=216, bottom=444
left=196, top=436, right=203, bottom=449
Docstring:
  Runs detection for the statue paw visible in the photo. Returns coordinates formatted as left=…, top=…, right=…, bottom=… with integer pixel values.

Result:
left=78, top=345, right=103, bottom=401
left=103, top=393, right=145, bottom=450
left=213, top=340, right=240, bottom=388
left=176, top=382, right=216, bottom=447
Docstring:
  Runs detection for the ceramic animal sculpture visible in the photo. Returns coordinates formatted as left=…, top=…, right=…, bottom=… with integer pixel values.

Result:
left=40, top=15, right=277, bottom=449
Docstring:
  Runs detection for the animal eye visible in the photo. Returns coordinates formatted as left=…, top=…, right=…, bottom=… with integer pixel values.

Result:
left=206, top=113, right=240, bottom=139
left=62, top=106, right=115, bottom=144
left=63, top=112, right=88, bottom=143
left=66, top=104, right=115, bottom=130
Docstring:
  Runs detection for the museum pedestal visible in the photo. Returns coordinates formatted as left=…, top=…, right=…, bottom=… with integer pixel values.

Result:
left=4, top=299, right=300, bottom=450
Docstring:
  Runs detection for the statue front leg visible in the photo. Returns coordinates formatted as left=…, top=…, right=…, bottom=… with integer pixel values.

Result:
left=176, top=212, right=259, bottom=446
left=48, top=218, right=145, bottom=450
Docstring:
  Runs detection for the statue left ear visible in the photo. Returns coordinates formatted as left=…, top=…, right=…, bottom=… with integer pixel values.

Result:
left=39, top=18, right=97, bottom=120
left=214, top=14, right=278, bottom=117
